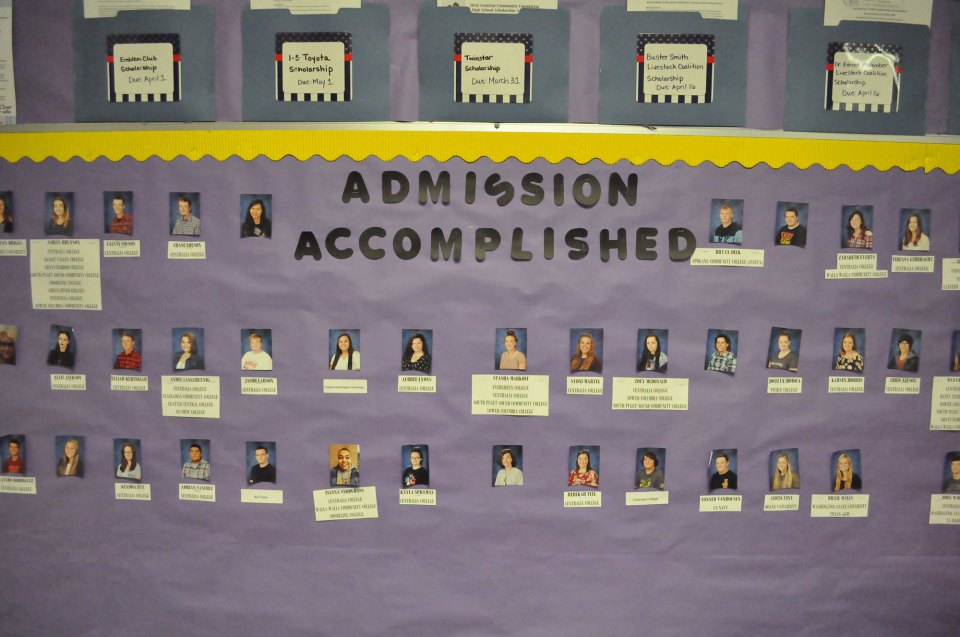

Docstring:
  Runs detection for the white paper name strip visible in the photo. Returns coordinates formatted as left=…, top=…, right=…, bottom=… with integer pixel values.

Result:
left=828, top=376, right=865, bottom=393
left=167, top=241, right=206, bottom=259
left=30, top=239, right=102, bottom=310
left=567, top=375, right=603, bottom=395
left=241, top=377, right=278, bottom=395
left=884, top=376, right=920, bottom=394
left=810, top=494, right=869, bottom=517
left=115, top=483, right=152, bottom=500
left=399, top=488, right=437, bottom=506
left=637, top=34, right=714, bottom=104
left=690, top=248, right=764, bottom=267
left=398, top=375, right=437, bottom=393
left=626, top=490, right=668, bottom=506
left=323, top=378, right=368, bottom=394
left=161, top=375, right=221, bottom=418
left=891, top=255, right=934, bottom=274
left=826, top=43, right=900, bottom=113
left=943, top=258, right=960, bottom=291
left=455, top=33, right=532, bottom=103
left=763, top=493, right=799, bottom=511
left=277, top=33, right=352, bottom=101
left=51, top=374, right=86, bottom=391
left=931, top=377, right=960, bottom=430
left=563, top=490, right=601, bottom=508
left=699, top=495, right=742, bottom=512
left=111, top=375, right=149, bottom=392
left=241, top=489, right=284, bottom=504
left=103, top=240, right=141, bottom=258
left=314, top=487, right=379, bottom=521
left=929, top=494, right=960, bottom=525
left=471, top=374, right=549, bottom=416
left=612, top=377, right=688, bottom=410
left=108, top=35, right=180, bottom=102
left=179, top=483, right=216, bottom=502
left=768, top=377, right=802, bottom=394
left=0, top=476, right=37, bottom=495
left=0, top=239, right=26, bottom=256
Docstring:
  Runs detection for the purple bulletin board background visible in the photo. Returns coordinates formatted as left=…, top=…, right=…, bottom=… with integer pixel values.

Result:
left=1, top=155, right=959, bottom=635
left=7, top=0, right=960, bottom=130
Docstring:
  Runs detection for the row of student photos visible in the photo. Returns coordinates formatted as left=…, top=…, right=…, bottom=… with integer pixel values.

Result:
left=0, top=192, right=952, bottom=252
left=2, top=436, right=959, bottom=495
left=2, top=324, right=959, bottom=376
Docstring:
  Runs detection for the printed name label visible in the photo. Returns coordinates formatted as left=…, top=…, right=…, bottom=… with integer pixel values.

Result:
left=829, top=376, right=865, bottom=393
left=699, top=495, right=742, bottom=512
left=563, top=490, right=602, bottom=508
left=323, top=378, right=368, bottom=394
left=810, top=494, right=869, bottom=517
left=51, top=374, right=86, bottom=391
left=471, top=374, right=549, bottom=416
left=0, top=239, right=27, bottom=256
left=929, top=494, right=960, bottom=525
left=30, top=239, right=102, bottom=310
left=115, top=483, right=152, bottom=500
left=241, top=489, right=284, bottom=504
left=626, top=490, right=669, bottom=506
left=943, top=258, right=960, bottom=291
left=161, top=376, right=221, bottom=419
left=399, top=488, right=437, bottom=506
left=767, top=377, right=802, bottom=394
left=179, top=483, right=216, bottom=502
left=103, top=240, right=141, bottom=258
left=111, top=375, right=148, bottom=392
left=0, top=476, right=37, bottom=495
left=612, top=377, right=688, bottom=410
left=241, top=377, right=278, bottom=395
left=690, top=248, right=764, bottom=267
left=567, top=375, right=604, bottom=395
left=314, top=486, right=379, bottom=521
left=398, top=375, right=437, bottom=393
left=891, top=255, right=934, bottom=273
left=167, top=241, right=206, bottom=259
left=884, top=376, right=920, bottom=394
left=931, top=377, right=960, bottom=430
left=763, top=493, right=800, bottom=511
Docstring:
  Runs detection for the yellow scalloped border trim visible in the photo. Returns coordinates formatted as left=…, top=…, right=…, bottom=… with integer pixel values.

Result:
left=1, top=129, right=959, bottom=172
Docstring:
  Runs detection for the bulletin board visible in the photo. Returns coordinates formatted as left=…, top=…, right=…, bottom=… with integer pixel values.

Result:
left=1, top=1, right=960, bottom=636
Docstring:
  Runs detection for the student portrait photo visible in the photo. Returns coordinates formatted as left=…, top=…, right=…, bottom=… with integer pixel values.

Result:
left=0, top=325, right=18, bottom=365
left=774, top=201, right=807, bottom=247
left=241, top=328, right=273, bottom=371
left=710, top=198, right=743, bottom=244
left=842, top=205, right=873, bottom=250
left=170, top=192, right=200, bottom=236
left=569, top=329, right=602, bottom=374
left=180, top=439, right=211, bottom=481
left=766, top=327, right=801, bottom=373
left=943, top=452, right=960, bottom=493
left=173, top=328, right=205, bottom=372
left=493, top=445, right=523, bottom=486
left=496, top=328, right=527, bottom=371
left=113, top=328, right=142, bottom=372
left=831, top=449, right=862, bottom=491
left=637, top=329, right=668, bottom=373
left=401, top=329, right=433, bottom=375
left=887, top=328, right=921, bottom=373
left=2, top=435, right=26, bottom=475
left=708, top=449, right=737, bottom=491
left=833, top=327, right=865, bottom=373
left=0, top=191, right=13, bottom=233
left=45, top=192, right=74, bottom=236
left=247, top=441, right=277, bottom=485
left=114, top=438, right=142, bottom=481
left=330, top=444, right=360, bottom=487
left=705, top=329, right=738, bottom=375
left=402, top=444, right=429, bottom=487
left=769, top=448, right=799, bottom=491
left=104, top=191, right=134, bottom=235
left=635, top=448, right=665, bottom=490
left=567, top=446, right=599, bottom=488
left=240, top=194, right=272, bottom=239
left=951, top=330, right=960, bottom=373
left=47, top=325, right=76, bottom=369
left=898, top=209, right=930, bottom=251
left=329, top=329, right=360, bottom=371
left=56, top=435, right=84, bottom=478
